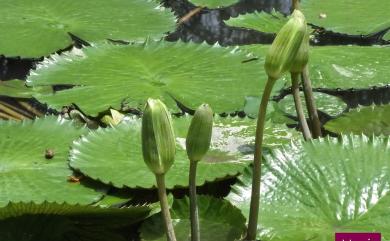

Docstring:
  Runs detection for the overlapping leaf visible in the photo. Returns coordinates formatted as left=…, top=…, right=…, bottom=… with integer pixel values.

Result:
left=301, top=0, right=390, bottom=36
left=325, top=104, right=390, bottom=136
left=0, top=0, right=175, bottom=57
left=189, top=0, right=238, bottom=8
left=0, top=117, right=101, bottom=207
left=140, top=196, right=246, bottom=241
left=278, top=92, right=347, bottom=117
left=0, top=80, right=34, bottom=98
left=0, top=202, right=155, bottom=241
left=70, top=117, right=300, bottom=189
left=227, top=135, right=390, bottom=240
left=27, top=41, right=283, bottom=116
left=245, top=45, right=390, bottom=89
left=225, top=10, right=287, bottom=33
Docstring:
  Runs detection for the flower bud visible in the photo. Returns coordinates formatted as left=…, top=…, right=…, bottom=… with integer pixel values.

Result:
left=141, top=99, right=176, bottom=175
left=265, top=10, right=307, bottom=80
left=290, top=29, right=310, bottom=73
left=186, top=104, right=213, bottom=162
left=101, top=109, right=124, bottom=126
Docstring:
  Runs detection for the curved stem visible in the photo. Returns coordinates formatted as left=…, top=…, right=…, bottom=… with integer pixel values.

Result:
left=245, top=77, right=276, bottom=241
left=155, top=174, right=177, bottom=241
left=189, top=161, right=200, bottom=241
left=301, top=66, right=322, bottom=138
left=292, top=0, right=300, bottom=10
left=291, top=72, right=312, bottom=140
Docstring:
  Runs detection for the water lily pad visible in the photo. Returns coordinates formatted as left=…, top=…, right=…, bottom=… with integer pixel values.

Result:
left=0, top=202, right=154, bottom=241
left=225, top=10, right=287, bottom=33
left=27, top=41, right=283, bottom=116
left=227, top=135, right=390, bottom=240
left=189, top=0, right=238, bottom=8
left=70, top=116, right=300, bottom=189
left=0, top=117, right=101, bottom=207
left=245, top=45, right=390, bottom=89
left=278, top=92, right=347, bottom=117
left=0, top=0, right=175, bottom=57
left=301, top=0, right=390, bottom=36
left=0, top=80, right=33, bottom=98
left=140, top=196, right=246, bottom=241
left=325, top=104, right=390, bottom=136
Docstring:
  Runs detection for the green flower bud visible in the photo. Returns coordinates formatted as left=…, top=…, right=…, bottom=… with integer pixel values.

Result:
left=265, top=10, right=307, bottom=80
left=186, top=104, right=213, bottom=162
left=290, top=29, right=310, bottom=73
left=101, top=109, right=124, bottom=126
left=141, top=99, right=176, bottom=175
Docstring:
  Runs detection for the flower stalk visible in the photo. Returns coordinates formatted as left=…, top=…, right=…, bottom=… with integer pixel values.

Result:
left=141, top=98, right=177, bottom=241
left=291, top=73, right=312, bottom=140
left=245, top=10, right=307, bottom=240
left=301, top=66, right=322, bottom=138
left=186, top=104, right=213, bottom=241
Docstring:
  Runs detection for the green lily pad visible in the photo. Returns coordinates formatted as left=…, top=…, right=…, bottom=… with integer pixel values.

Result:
left=227, top=135, right=390, bottom=240
left=278, top=92, right=347, bottom=117
left=245, top=45, right=390, bottom=89
left=325, top=104, right=390, bottom=136
left=0, top=202, right=154, bottom=241
left=140, top=196, right=246, bottom=241
left=0, top=0, right=175, bottom=57
left=301, top=0, right=390, bottom=36
left=27, top=41, right=283, bottom=116
left=70, top=116, right=300, bottom=189
left=189, top=0, right=238, bottom=8
left=225, top=10, right=287, bottom=33
left=0, top=80, right=33, bottom=98
left=0, top=117, right=101, bottom=207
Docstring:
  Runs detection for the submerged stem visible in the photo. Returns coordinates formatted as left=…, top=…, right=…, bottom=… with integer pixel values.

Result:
left=189, top=161, right=200, bottom=241
left=245, top=77, right=276, bottom=241
left=291, top=72, right=312, bottom=140
left=301, top=66, right=322, bottom=138
left=155, top=174, right=177, bottom=241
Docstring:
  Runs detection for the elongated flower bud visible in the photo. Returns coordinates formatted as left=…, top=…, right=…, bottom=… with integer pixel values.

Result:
left=265, top=10, right=307, bottom=80
left=290, top=29, right=310, bottom=73
left=186, top=104, right=213, bottom=162
left=142, top=99, right=176, bottom=175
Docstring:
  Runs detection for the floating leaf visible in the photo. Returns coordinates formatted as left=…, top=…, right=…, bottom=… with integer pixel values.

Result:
left=0, top=117, right=101, bottom=207
left=301, top=0, right=390, bottom=36
left=27, top=41, right=283, bottom=116
left=70, top=117, right=299, bottom=189
left=0, top=80, right=34, bottom=98
left=189, top=0, right=238, bottom=8
left=140, top=196, right=246, bottom=241
left=325, top=104, right=390, bottom=136
left=245, top=45, right=390, bottom=89
left=225, top=10, right=287, bottom=33
left=278, top=92, right=347, bottom=117
left=227, top=135, right=390, bottom=240
left=0, top=0, right=175, bottom=57
left=0, top=202, right=154, bottom=241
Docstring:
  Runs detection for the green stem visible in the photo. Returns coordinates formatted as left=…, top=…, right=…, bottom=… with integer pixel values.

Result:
left=245, top=77, right=276, bottom=241
left=189, top=161, right=200, bottom=241
left=301, top=66, right=322, bottom=138
left=291, top=72, right=312, bottom=140
left=155, top=174, right=177, bottom=241
left=292, top=0, right=300, bottom=10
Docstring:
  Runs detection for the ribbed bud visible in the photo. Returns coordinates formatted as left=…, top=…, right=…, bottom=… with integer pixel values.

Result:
left=290, top=29, right=310, bottom=73
left=265, top=10, right=307, bottom=80
left=186, top=104, right=213, bottom=162
left=141, top=99, right=176, bottom=175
